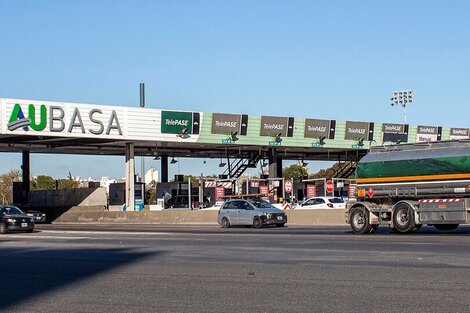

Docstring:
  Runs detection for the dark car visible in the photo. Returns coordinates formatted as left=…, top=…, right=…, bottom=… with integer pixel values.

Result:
left=165, top=195, right=210, bottom=209
left=24, top=210, right=47, bottom=223
left=0, top=205, right=35, bottom=234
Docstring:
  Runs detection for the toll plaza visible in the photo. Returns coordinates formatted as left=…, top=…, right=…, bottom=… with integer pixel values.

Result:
left=0, top=97, right=465, bottom=222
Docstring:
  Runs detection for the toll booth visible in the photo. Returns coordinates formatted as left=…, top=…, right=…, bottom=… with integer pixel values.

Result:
left=203, top=178, right=235, bottom=206
left=109, top=182, right=146, bottom=211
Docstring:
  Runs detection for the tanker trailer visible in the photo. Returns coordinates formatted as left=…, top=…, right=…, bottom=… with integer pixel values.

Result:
left=346, top=140, right=470, bottom=234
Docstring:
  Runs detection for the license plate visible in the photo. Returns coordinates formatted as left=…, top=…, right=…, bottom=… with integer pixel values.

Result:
left=277, top=216, right=283, bottom=220
left=21, top=223, right=28, bottom=228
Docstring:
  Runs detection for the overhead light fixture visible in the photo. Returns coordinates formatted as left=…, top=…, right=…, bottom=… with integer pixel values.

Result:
left=218, top=156, right=226, bottom=167
left=153, top=156, right=161, bottom=160
left=170, top=157, right=178, bottom=164
left=229, top=131, right=239, bottom=141
left=395, top=140, right=402, bottom=144
left=318, top=136, right=326, bottom=145
left=178, top=128, right=190, bottom=139
left=357, top=137, right=365, bottom=146
left=301, top=160, right=308, bottom=167
left=274, top=132, right=282, bottom=143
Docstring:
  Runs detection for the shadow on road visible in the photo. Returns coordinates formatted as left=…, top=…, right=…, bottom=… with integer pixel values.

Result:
left=0, top=246, right=157, bottom=310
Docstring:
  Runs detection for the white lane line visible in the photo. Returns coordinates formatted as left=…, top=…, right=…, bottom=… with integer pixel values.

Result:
left=39, top=230, right=174, bottom=236
left=1, top=234, right=89, bottom=240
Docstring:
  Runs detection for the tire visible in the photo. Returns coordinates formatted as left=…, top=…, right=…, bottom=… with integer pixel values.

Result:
left=434, top=224, right=459, bottom=231
left=392, top=203, right=416, bottom=233
left=276, top=223, right=286, bottom=227
left=253, top=217, right=262, bottom=229
left=0, top=223, right=7, bottom=234
left=350, top=206, right=373, bottom=234
left=221, top=217, right=230, bottom=228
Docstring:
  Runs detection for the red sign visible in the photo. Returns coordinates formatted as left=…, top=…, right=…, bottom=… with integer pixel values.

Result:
left=215, top=187, right=225, bottom=201
left=326, top=180, right=334, bottom=194
left=348, top=184, right=357, bottom=198
left=306, top=184, right=317, bottom=198
left=259, top=185, right=269, bottom=201
left=368, top=187, right=374, bottom=198
left=284, top=179, right=293, bottom=193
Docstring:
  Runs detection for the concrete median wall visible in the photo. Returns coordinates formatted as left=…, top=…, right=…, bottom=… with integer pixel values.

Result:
left=29, top=188, right=107, bottom=207
left=53, top=209, right=347, bottom=225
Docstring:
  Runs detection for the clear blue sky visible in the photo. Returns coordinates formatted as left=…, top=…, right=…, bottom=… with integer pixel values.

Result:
left=1, top=0, right=469, bottom=179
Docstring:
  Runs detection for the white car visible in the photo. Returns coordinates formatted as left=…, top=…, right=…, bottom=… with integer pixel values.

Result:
left=297, top=197, right=345, bottom=209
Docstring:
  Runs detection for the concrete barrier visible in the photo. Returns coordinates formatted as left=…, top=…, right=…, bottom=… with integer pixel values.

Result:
left=53, top=208, right=347, bottom=225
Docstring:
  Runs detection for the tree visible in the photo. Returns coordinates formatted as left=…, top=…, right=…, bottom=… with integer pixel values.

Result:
left=57, top=179, right=80, bottom=189
left=31, top=175, right=56, bottom=190
left=0, top=170, right=21, bottom=204
left=282, top=164, right=308, bottom=183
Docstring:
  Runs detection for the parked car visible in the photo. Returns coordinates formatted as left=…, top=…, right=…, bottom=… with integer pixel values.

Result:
left=0, top=205, right=35, bottom=234
left=164, top=195, right=210, bottom=209
left=24, top=210, right=47, bottom=223
left=217, top=198, right=287, bottom=228
left=297, top=197, right=345, bottom=209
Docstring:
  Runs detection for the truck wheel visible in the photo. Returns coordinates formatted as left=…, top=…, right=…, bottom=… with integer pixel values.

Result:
left=392, top=203, right=416, bottom=233
left=434, top=224, right=459, bottom=231
left=350, top=206, right=373, bottom=234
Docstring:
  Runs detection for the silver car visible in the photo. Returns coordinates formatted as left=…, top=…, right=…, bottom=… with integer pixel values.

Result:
left=217, top=198, right=287, bottom=228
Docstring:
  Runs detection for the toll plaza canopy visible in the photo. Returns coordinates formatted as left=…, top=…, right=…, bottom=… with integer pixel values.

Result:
left=3, top=97, right=469, bottom=210
left=1, top=97, right=467, bottom=160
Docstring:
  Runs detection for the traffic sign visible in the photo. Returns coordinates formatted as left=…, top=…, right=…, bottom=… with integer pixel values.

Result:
left=284, top=179, right=293, bottom=193
left=326, top=180, right=334, bottom=193
left=368, top=187, right=374, bottom=198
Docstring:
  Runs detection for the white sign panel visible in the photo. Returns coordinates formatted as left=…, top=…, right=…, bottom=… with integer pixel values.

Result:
left=1, top=98, right=202, bottom=143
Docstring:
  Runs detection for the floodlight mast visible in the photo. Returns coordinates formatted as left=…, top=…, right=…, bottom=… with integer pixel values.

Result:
left=390, top=90, right=413, bottom=123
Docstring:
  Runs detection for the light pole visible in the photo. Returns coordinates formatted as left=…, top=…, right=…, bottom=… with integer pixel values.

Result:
left=390, top=90, right=413, bottom=123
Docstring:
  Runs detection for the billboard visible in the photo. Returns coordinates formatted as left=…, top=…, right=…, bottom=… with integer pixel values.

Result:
left=161, top=111, right=200, bottom=134
left=381, top=123, right=409, bottom=143
left=344, top=121, right=374, bottom=141
left=416, top=125, right=440, bottom=142
left=260, top=116, right=294, bottom=137
left=450, top=128, right=470, bottom=140
left=304, top=119, right=335, bottom=139
left=211, top=113, right=248, bottom=135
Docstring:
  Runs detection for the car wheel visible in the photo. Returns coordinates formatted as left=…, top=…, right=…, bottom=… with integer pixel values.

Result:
left=221, top=217, right=230, bottom=228
left=0, top=223, right=7, bottom=234
left=252, top=217, right=262, bottom=229
left=276, top=223, right=286, bottom=227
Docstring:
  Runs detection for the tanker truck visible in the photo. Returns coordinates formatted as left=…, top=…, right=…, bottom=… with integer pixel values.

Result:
left=346, top=140, right=470, bottom=234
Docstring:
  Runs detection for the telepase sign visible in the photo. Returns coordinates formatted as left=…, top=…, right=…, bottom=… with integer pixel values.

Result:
left=6, top=102, right=123, bottom=136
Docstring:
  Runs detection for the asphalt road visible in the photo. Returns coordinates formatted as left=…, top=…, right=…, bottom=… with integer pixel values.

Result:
left=1, top=224, right=470, bottom=313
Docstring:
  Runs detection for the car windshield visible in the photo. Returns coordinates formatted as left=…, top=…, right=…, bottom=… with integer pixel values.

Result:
left=329, top=198, right=344, bottom=203
left=1, top=206, right=23, bottom=214
left=248, top=199, right=272, bottom=208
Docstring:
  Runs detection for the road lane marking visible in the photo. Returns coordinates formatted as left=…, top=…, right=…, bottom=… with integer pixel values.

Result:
left=39, top=230, right=174, bottom=236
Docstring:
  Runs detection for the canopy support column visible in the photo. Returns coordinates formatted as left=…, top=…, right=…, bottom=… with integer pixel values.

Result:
left=21, top=150, right=30, bottom=205
left=125, top=143, right=135, bottom=211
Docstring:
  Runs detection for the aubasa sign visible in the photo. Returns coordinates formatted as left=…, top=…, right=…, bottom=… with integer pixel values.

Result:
left=7, top=103, right=122, bottom=135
